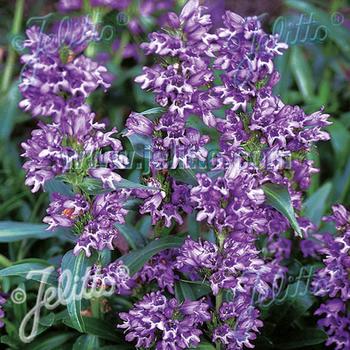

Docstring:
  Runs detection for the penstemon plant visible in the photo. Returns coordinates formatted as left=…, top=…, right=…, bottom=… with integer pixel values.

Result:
left=1, top=0, right=349, bottom=349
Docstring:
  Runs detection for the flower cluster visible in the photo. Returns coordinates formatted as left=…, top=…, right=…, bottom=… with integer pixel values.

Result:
left=118, top=291, right=211, bottom=349
left=126, top=0, right=330, bottom=232
left=0, top=293, right=7, bottom=328
left=213, top=295, right=263, bottom=350
left=88, top=260, right=135, bottom=295
left=19, top=17, right=129, bottom=193
left=312, top=205, right=350, bottom=349
left=138, top=249, right=179, bottom=293
left=116, top=1, right=330, bottom=349
left=19, top=17, right=134, bottom=257
left=19, top=1, right=333, bottom=349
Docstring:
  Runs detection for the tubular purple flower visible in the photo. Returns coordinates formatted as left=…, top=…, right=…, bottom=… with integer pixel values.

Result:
left=125, top=112, right=154, bottom=137
left=118, top=291, right=211, bottom=349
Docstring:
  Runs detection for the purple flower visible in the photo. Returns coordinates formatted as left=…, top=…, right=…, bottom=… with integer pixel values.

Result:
left=210, top=237, right=270, bottom=297
left=19, top=18, right=110, bottom=121
left=90, top=0, right=131, bottom=9
left=125, top=112, right=154, bottom=137
left=176, top=237, right=218, bottom=271
left=313, top=206, right=350, bottom=301
left=74, top=190, right=129, bottom=256
left=89, top=168, right=122, bottom=190
left=43, top=193, right=89, bottom=230
left=324, top=204, right=350, bottom=229
left=118, top=291, right=211, bottom=349
left=21, top=122, right=76, bottom=192
left=89, top=260, right=135, bottom=295
left=0, top=293, right=7, bottom=328
left=214, top=300, right=263, bottom=350
left=292, top=160, right=319, bottom=191
left=315, top=299, right=350, bottom=350
left=21, top=114, right=127, bottom=192
left=138, top=250, right=178, bottom=293
left=57, top=0, right=82, bottom=12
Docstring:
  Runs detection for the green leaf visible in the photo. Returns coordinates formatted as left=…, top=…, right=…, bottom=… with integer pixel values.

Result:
left=60, top=251, right=91, bottom=333
left=327, top=120, right=350, bottom=168
left=169, top=168, right=197, bottom=185
left=188, top=212, right=200, bottom=240
left=1, top=335, right=21, bottom=348
left=63, top=317, right=120, bottom=342
left=332, top=157, right=350, bottom=203
left=290, top=46, right=314, bottom=102
left=72, top=335, right=100, bottom=350
left=192, top=342, right=216, bottom=350
left=44, top=178, right=74, bottom=198
left=0, top=260, right=58, bottom=285
left=115, top=222, right=147, bottom=249
left=0, top=222, right=59, bottom=242
left=274, top=50, right=292, bottom=99
left=24, top=332, right=75, bottom=350
left=121, top=236, right=186, bottom=275
left=175, top=281, right=196, bottom=302
left=125, top=133, right=151, bottom=159
left=263, top=183, right=302, bottom=237
left=268, top=281, right=315, bottom=323
left=140, top=107, right=165, bottom=116
left=285, top=0, right=350, bottom=58
left=136, top=215, right=152, bottom=239
left=80, top=177, right=155, bottom=195
left=39, top=313, right=55, bottom=328
left=180, top=280, right=211, bottom=299
left=0, top=82, right=22, bottom=141
left=275, top=328, right=327, bottom=349
left=303, top=182, right=332, bottom=226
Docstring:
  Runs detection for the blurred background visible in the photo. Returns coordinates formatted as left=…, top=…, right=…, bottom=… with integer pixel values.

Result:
left=0, top=0, right=349, bottom=256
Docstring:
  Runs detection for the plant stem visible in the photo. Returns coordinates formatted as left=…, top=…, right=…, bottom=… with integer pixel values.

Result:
left=1, top=0, right=24, bottom=93
left=113, top=30, right=130, bottom=67
left=86, top=7, right=103, bottom=57
left=215, top=230, right=225, bottom=350
left=91, top=297, right=101, bottom=318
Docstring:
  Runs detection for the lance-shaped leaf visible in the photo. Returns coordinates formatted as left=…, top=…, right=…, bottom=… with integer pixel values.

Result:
left=140, top=107, right=165, bottom=116
left=192, top=342, right=216, bottom=350
left=63, top=316, right=121, bottom=342
left=0, top=260, right=58, bottom=285
left=73, top=335, right=99, bottom=350
left=263, top=183, right=302, bottom=237
left=290, top=46, right=315, bottom=102
left=115, top=222, right=147, bottom=249
left=0, top=222, right=60, bottom=242
left=303, top=182, right=332, bottom=226
left=60, top=251, right=92, bottom=333
left=125, top=133, right=151, bottom=159
left=79, top=177, right=156, bottom=195
left=44, top=178, right=74, bottom=198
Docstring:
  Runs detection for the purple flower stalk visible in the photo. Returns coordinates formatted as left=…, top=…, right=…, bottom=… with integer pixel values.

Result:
left=312, top=205, right=350, bottom=349
left=0, top=294, right=7, bottom=328
left=118, top=291, right=211, bottom=349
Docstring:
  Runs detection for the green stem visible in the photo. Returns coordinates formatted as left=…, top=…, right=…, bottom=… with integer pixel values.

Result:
left=215, top=231, right=225, bottom=350
left=86, top=7, right=103, bottom=57
left=91, top=297, right=101, bottom=318
left=113, top=30, right=130, bottom=67
left=1, top=0, right=24, bottom=92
